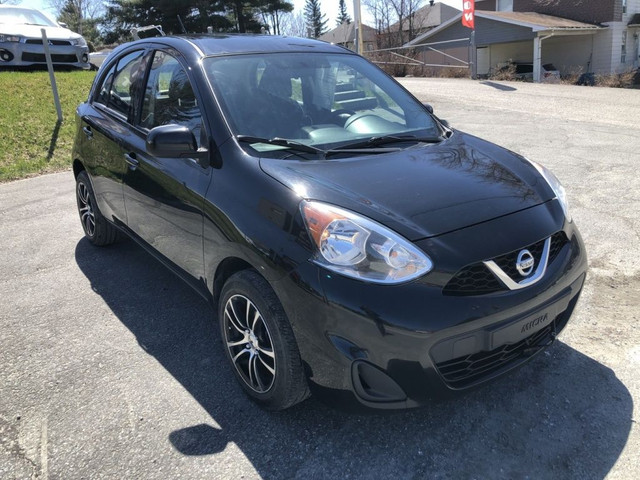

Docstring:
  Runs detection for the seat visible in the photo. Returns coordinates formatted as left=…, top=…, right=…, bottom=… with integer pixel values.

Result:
left=254, top=66, right=305, bottom=138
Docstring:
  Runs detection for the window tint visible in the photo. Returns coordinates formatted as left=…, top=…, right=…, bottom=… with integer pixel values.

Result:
left=94, top=50, right=146, bottom=119
left=141, top=51, right=202, bottom=144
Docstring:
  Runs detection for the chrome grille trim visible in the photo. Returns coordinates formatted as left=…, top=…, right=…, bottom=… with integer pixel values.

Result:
left=483, top=237, right=551, bottom=290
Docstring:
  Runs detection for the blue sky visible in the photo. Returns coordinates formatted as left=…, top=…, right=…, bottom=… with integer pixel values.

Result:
left=17, top=1, right=463, bottom=27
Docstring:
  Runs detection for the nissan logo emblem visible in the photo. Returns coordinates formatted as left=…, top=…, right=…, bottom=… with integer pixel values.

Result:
left=516, top=249, right=535, bottom=276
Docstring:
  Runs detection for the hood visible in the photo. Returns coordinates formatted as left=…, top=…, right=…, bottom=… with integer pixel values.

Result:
left=260, top=131, right=555, bottom=241
left=0, top=23, right=82, bottom=41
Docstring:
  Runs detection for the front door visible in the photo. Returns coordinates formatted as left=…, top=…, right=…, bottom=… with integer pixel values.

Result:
left=122, top=50, right=211, bottom=282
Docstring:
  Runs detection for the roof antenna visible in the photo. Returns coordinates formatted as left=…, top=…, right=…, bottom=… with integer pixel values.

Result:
left=177, top=15, right=187, bottom=34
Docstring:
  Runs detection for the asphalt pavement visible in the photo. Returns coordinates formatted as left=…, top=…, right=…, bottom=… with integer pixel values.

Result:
left=1, top=78, right=639, bottom=479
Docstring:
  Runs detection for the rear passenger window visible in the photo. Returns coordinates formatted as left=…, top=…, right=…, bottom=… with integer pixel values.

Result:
left=94, top=50, right=146, bottom=119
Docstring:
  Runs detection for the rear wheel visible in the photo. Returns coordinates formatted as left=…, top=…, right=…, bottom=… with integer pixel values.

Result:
left=75, top=171, right=118, bottom=246
left=219, top=270, right=309, bottom=410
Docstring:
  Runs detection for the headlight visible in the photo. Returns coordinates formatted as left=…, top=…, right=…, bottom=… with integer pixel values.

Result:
left=71, top=37, right=87, bottom=47
left=528, top=160, right=571, bottom=222
left=300, top=200, right=433, bottom=284
left=0, top=34, right=21, bottom=42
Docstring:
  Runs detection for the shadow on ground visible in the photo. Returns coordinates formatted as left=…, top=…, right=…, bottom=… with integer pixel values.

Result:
left=75, top=238, right=633, bottom=479
left=480, top=81, right=517, bottom=92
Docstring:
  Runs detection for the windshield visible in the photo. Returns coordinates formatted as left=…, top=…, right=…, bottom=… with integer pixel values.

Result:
left=0, top=8, right=58, bottom=27
left=203, top=52, right=441, bottom=153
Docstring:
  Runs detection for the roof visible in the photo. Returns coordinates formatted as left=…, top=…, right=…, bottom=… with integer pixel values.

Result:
left=406, top=10, right=603, bottom=46
left=629, top=13, right=640, bottom=27
left=387, top=2, right=460, bottom=33
left=477, top=11, right=602, bottom=31
left=127, top=34, right=351, bottom=56
left=318, top=23, right=377, bottom=45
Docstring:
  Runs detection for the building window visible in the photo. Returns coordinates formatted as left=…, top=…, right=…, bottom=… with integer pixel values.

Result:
left=497, top=0, right=513, bottom=12
left=621, top=30, right=627, bottom=63
left=623, top=0, right=627, bottom=15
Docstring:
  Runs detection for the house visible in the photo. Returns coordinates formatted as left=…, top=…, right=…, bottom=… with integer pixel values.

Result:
left=405, top=0, right=640, bottom=81
left=378, top=1, right=460, bottom=48
left=318, top=22, right=377, bottom=52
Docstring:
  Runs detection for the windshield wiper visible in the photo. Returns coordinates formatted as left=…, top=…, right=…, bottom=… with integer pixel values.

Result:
left=331, top=134, right=443, bottom=151
left=237, top=135, right=325, bottom=155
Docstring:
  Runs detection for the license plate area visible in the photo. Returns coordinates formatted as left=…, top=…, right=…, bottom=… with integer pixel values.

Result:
left=489, top=297, right=568, bottom=348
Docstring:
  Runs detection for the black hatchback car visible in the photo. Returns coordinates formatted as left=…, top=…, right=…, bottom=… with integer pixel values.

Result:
left=73, top=35, right=587, bottom=410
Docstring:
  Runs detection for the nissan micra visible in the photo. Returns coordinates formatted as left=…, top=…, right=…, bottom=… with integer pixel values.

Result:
left=72, top=35, right=587, bottom=410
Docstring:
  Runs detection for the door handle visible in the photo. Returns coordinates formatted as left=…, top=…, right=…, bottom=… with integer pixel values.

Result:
left=82, top=126, right=93, bottom=139
left=124, top=153, right=139, bottom=169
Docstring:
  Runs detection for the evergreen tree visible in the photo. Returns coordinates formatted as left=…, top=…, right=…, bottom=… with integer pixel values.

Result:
left=336, top=0, right=351, bottom=26
left=303, top=0, right=327, bottom=38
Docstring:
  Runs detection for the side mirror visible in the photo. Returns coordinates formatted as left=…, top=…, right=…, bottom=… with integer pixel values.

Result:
left=59, top=22, right=68, bottom=28
left=422, top=103, right=434, bottom=114
left=440, top=119, right=450, bottom=128
left=146, top=124, right=202, bottom=158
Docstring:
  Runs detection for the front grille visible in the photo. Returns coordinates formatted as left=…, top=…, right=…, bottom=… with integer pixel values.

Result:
left=22, top=52, right=78, bottom=63
left=493, top=236, right=547, bottom=280
left=435, top=321, right=556, bottom=389
left=443, top=232, right=567, bottom=296
left=25, top=39, right=72, bottom=46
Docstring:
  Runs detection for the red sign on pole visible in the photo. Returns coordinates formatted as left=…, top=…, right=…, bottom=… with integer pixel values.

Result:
left=462, top=0, right=475, bottom=29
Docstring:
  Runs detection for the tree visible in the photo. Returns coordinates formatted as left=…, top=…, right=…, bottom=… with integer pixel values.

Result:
left=364, top=0, right=423, bottom=47
left=388, top=0, right=423, bottom=45
left=280, top=10, right=307, bottom=37
left=336, top=0, right=351, bottom=26
left=363, top=0, right=393, bottom=43
left=48, top=0, right=104, bottom=46
left=304, top=0, right=327, bottom=38
left=101, top=0, right=269, bottom=42
left=260, top=1, right=294, bottom=35
left=102, top=0, right=238, bottom=43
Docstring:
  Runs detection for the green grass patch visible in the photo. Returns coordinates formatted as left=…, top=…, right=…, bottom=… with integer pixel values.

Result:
left=0, top=70, right=96, bottom=182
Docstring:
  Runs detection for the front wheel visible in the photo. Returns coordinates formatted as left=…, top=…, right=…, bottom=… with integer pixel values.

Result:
left=219, top=270, right=309, bottom=410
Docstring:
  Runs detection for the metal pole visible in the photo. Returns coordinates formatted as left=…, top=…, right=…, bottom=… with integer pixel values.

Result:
left=470, top=29, right=477, bottom=79
left=353, top=0, right=363, bottom=54
left=41, top=28, right=63, bottom=122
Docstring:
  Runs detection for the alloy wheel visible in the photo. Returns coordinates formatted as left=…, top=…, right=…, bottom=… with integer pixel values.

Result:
left=223, top=294, right=276, bottom=393
left=77, top=181, right=96, bottom=237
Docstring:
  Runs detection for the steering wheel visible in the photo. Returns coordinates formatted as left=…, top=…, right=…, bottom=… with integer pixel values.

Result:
left=332, top=108, right=356, bottom=126
left=343, top=112, right=373, bottom=131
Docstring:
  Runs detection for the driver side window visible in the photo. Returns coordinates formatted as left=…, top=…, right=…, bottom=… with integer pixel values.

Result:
left=141, top=51, right=203, bottom=146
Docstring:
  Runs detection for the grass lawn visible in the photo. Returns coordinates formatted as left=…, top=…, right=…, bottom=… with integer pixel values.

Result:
left=0, top=70, right=96, bottom=182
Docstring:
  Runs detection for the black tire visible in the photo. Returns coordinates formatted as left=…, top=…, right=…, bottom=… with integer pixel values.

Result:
left=75, top=170, right=118, bottom=246
left=219, top=270, right=309, bottom=410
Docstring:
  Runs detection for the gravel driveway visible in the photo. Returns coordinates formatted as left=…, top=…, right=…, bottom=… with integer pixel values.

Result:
left=1, top=78, right=638, bottom=479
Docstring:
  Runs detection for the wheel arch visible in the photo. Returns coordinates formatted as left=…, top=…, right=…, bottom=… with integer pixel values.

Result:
left=73, top=159, right=86, bottom=179
left=212, top=257, right=256, bottom=308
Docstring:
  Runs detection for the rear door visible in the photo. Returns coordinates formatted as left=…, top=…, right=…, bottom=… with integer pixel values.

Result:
left=121, top=49, right=212, bottom=283
left=79, top=49, right=148, bottom=224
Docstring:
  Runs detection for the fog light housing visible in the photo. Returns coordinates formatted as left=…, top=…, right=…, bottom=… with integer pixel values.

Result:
left=81, top=53, right=88, bottom=62
left=0, top=49, right=13, bottom=62
left=352, top=360, right=407, bottom=403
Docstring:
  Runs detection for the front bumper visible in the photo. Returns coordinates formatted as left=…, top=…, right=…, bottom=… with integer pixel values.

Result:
left=0, top=40, right=89, bottom=69
left=272, top=201, right=588, bottom=409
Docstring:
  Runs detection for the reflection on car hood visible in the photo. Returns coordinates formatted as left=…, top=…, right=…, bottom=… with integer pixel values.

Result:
left=0, top=23, right=81, bottom=41
left=260, top=131, right=555, bottom=240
